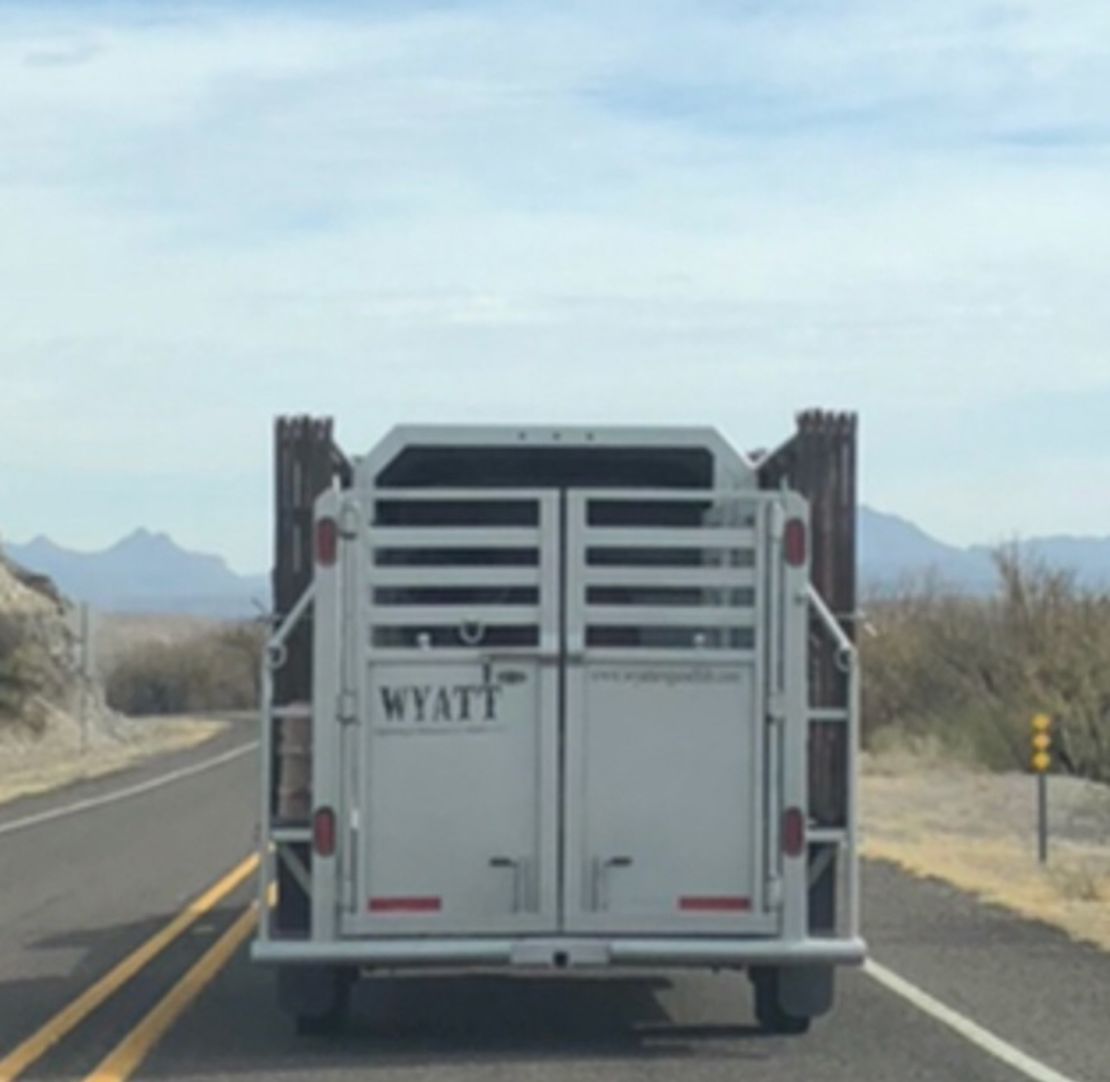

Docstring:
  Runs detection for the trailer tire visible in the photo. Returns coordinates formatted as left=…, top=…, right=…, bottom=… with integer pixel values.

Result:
left=279, top=965, right=355, bottom=1034
left=750, top=967, right=814, bottom=1035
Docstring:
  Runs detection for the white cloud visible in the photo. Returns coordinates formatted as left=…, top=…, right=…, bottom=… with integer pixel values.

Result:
left=1, top=1, right=1108, bottom=566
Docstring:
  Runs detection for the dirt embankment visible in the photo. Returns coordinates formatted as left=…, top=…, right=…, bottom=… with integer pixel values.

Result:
left=862, top=749, right=1110, bottom=951
left=0, top=552, right=223, bottom=805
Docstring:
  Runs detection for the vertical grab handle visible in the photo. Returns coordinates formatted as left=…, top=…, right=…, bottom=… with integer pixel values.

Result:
left=490, top=856, right=525, bottom=912
left=590, top=855, right=633, bottom=910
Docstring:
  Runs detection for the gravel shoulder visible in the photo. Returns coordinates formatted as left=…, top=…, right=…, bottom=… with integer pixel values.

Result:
left=0, top=714, right=227, bottom=806
left=861, top=751, right=1110, bottom=950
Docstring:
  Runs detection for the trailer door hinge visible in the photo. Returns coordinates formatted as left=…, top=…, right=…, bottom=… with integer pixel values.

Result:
left=767, top=694, right=785, bottom=724
left=766, top=875, right=784, bottom=910
left=769, top=502, right=785, bottom=541
left=338, top=499, right=360, bottom=538
left=337, top=690, right=357, bottom=724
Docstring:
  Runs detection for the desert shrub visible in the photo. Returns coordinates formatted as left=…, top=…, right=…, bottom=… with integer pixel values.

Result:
left=862, top=550, right=1110, bottom=782
left=106, top=622, right=266, bottom=716
left=0, top=611, right=29, bottom=714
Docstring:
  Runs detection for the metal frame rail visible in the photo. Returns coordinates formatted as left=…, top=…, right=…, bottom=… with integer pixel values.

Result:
left=807, top=583, right=861, bottom=941
left=258, top=582, right=315, bottom=943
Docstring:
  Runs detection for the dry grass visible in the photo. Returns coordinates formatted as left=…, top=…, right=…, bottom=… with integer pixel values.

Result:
left=0, top=559, right=232, bottom=804
left=860, top=551, right=1110, bottom=949
left=862, top=751, right=1110, bottom=950
left=92, top=613, right=224, bottom=678
left=0, top=556, right=121, bottom=743
left=863, top=550, right=1110, bottom=783
left=104, top=622, right=264, bottom=715
left=0, top=714, right=226, bottom=806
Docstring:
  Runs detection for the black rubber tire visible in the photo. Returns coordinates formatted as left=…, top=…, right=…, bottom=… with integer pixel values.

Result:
left=289, top=967, right=354, bottom=1035
left=295, top=1003, right=346, bottom=1036
left=751, top=968, right=812, bottom=1035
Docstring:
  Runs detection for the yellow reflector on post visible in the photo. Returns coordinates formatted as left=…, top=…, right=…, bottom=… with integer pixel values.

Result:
left=1032, top=733, right=1051, bottom=752
left=1032, top=713, right=1052, bottom=732
left=1032, top=752, right=1051, bottom=773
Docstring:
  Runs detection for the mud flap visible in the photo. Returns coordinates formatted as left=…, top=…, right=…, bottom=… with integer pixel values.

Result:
left=777, top=964, right=835, bottom=1019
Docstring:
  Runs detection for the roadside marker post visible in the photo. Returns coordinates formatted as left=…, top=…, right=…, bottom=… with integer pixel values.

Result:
left=79, top=603, right=92, bottom=755
left=1030, top=714, right=1052, bottom=864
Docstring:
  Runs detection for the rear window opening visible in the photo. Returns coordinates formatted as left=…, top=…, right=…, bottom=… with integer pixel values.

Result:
left=375, top=586, right=539, bottom=606
left=586, top=546, right=756, bottom=568
left=374, top=499, right=539, bottom=527
left=371, top=625, right=540, bottom=649
left=585, top=626, right=755, bottom=650
left=375, top=445, right=714, bottom=489
left=585, top=499, right=758, bottom=529
left=586, top=586, right=755, bottom=607
left=375, top=547, right=539, bottom=567
left=586, top=499, right=715, bottom=527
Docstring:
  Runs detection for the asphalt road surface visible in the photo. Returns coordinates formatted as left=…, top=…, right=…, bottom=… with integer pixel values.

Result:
left=1, top=717, right=1108, bottom=1082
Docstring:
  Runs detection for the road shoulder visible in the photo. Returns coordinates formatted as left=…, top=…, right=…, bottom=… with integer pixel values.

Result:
left=863, top=859, right=1110, bottom=1082
left=0, top=714, right=255, bottom=829
left=862, top=756, right=1110, bottom=952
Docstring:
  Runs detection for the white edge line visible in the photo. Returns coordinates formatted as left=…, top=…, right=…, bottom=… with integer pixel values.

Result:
left=865, top=959, right=1082, bottom=1082
left=0, top=746, right=1086, bottom=1082
left=0, top=741, right=259, bottom=838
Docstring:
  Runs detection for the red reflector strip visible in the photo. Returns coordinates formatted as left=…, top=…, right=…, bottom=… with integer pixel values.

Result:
left=368, top=896, right=442, bottom=914
left=678, top=895, right=751, bottom=913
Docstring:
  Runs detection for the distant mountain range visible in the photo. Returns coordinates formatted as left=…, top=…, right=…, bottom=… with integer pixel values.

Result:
left=2, top=530, right=269, bottom=618
left=3, top=509, right=1109, bottom=616
left=860, top=508, right=1110, bottom=593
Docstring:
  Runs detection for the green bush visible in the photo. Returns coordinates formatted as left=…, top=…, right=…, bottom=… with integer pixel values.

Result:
left=106, top=622, right=265, bottom=716
left=862, top=549, right=1110, bottom=783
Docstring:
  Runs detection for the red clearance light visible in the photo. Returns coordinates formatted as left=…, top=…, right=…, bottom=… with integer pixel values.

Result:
left=312, top=806, right=336, bottom=857
left=784, top=518, right=807, bottom=567
left=782, top=806, right=806, bottom=858
left=315, top=516, right=338, bottom=567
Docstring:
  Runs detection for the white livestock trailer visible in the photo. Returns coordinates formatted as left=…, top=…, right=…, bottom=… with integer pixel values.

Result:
left=253, top=421, right=865, bottom=1035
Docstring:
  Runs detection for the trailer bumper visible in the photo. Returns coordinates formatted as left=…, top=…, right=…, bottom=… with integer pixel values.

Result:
left=251, top=935, right=866, bottom=969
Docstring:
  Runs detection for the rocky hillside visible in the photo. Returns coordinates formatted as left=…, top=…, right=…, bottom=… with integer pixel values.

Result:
left=0, top=553, right=120, bottom=746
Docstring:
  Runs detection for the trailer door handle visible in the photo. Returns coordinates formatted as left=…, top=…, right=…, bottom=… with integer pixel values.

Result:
left=590, top=856, right=633, bottom=910
left=490, top=856, right=525, bottom=912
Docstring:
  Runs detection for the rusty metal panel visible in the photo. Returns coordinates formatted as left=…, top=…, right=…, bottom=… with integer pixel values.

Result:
left=758, top=411, right=857, bottom=828
left=272, top=416, right=351, bottom=716
left=272, top=416, right=349, bottom=934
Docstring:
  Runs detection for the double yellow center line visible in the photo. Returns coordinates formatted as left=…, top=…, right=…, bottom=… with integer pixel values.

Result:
left=86, top=901, right=263, bottom=1082
left=0, top=853, right=259, bottom=1082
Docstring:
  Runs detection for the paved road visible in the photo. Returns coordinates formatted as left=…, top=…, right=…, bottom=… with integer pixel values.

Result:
left=1, top=722, right=1107, bottom=1081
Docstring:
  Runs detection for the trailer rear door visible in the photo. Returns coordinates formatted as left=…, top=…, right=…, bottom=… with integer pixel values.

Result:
left=338, top=486, right=782, bottom=938
left=340, top=490, right=561, bottom=936
left=561, top=491, right=778, bottom=935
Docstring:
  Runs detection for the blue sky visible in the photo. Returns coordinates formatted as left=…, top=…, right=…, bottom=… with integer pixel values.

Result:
left=2, top=1, right=1109, bottom=571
